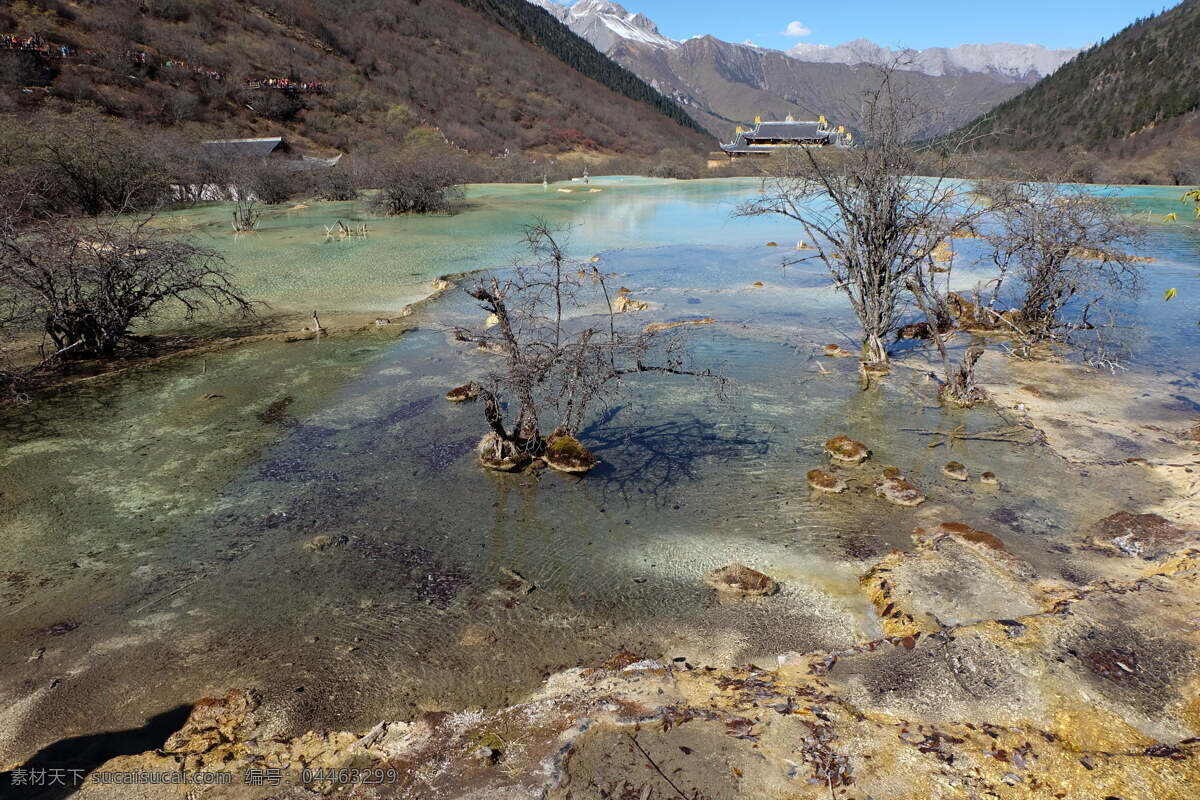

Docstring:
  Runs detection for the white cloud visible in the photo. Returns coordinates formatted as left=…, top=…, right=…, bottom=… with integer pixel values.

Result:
left=783, top=21, right=812, bottom=37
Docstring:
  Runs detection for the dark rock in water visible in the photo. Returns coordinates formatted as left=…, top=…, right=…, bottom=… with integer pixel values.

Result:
left=258, top=457, right=339, bottom=483
left=942, top=461, right=969, bottom=481
left=424, top=437, right=478, bottom=471
left=1085, top=649, right=1139, bottom=681
left=542, top=430, right=598, bottom=474
left=375, top=397, right=434, bottom=428
left=980, top=471, right=1000, bottom=486
left=824, top=435, right=869, bottom=464
left=445, top=384, right=479, bottom=403
left=702, top=564, right=777, bottom=597
left=807, top=469, right=847, bottom=493
left=256, top=397, right=295, bottom=425
left=840, top=536, right=882, bottom=561
left=499, top=567, right=535, bottom=595
left=38, top=620, right=80, bottom=636
left=989, top=507, right=1025, bottom=533
left=1091, top=511, right=1200, bottom=560
left=349, top=536, right=469, bottom=609
left=896, top=322, right=932, bottom=340
left=686, top=297, right=703, bottom=305
left=875, top=477, right=926, bottom=506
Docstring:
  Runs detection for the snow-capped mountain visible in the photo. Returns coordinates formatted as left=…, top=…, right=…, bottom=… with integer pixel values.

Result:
left=528, top=0, right=677, bottom=53
left=527, top=1, right=1075, bottom=81
left=525, top=0, right=1077, bottom=140
left=787, top=39, right=1078, bottom=81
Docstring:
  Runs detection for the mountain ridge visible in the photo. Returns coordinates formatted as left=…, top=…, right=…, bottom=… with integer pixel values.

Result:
left=526, top=0, right=1074, bottom=139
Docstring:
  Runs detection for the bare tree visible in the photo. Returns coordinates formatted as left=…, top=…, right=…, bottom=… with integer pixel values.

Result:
left=232, top=197, right=260, bottom=232
left=978, top=180, right=1146, bottom=356
left=0, top=215, right=255, bottom=359
left=453, top=222, right=719, bottom=472
left=738, top=65, right=988, bottom=371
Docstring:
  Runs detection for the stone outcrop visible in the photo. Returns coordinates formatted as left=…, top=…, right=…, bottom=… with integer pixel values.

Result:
left=541, top=430, right=598, bottom=474
left=1091, top=511, right=1200, bottom=560
left=824, top=435, right=869, bottom=464
left=942, top=461, right=969, bottom=481
left=806, top=469, right=847, bottom=493
left=875, top=475, right=927, bottom=506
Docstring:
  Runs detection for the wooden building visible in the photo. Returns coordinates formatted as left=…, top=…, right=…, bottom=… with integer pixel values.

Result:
left=716, top=115, right=853, bottom=159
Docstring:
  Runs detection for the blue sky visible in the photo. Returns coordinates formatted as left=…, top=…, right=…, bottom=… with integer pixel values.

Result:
left=571, top=0, right=1176, bottom=51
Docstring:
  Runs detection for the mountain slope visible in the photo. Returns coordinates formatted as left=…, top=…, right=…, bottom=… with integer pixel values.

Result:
left=963, top=0, right=1200, bottom=154
left=0, top=0, right=712, bottom=155
left=613, top=35, right=1030, bottom=141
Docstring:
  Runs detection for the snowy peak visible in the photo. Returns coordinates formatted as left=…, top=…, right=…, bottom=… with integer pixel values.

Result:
left=787, top=39, right=1078, bottom=81
left=527, top=0, right=678, bottom=52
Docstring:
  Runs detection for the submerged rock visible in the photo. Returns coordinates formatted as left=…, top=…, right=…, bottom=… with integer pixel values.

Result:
left=643, top=317, right=716, bottom=333
left=807, top=469, right=847, bottom=493
left=942, top=461, right=969, bottom=481
left=702, top=564, right=778, bottom=597
left=1091, top=511, right=1200, bottom=560
left=823, top=343, right=856, bottom=358
left=613, top=294, right=649, bottom=313
left=875, top=476, right=927, bottom=506
left=445, top=383, right=480, bottom=403
left=477, top=433, right=533, bottom=472
left=896, top=322, right=932, bottom=340
left=927, top=521, right=1009, bottom=553
left=881, top=466, right=904, bottom=480
left=542, top=430, right=598, bottom=474
left=824, top=435, right=870, bottom=464
left=980, top=471, right=1000, bottom=486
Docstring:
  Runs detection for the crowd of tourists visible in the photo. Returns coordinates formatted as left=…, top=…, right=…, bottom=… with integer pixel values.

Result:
left=242, top=77, right=325, bottom=92
left=2, top=35, right=78, bottom=57
left=3, top=36, right=328, bottom=91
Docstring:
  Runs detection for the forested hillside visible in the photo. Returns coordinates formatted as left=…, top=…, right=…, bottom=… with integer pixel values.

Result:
left=965, top=0, right=1200, bottom=158
left=0, top=0, right=712, bottom=156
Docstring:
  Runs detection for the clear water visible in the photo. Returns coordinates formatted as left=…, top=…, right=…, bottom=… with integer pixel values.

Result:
left=2, top=179, right=1198, bottom=763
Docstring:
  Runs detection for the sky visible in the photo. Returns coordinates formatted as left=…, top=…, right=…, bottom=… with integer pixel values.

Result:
left=563, top=0, right=1178, bottom=51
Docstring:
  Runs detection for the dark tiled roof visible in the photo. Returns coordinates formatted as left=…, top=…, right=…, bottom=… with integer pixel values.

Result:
left=720, top=119, right=843, bottom=153
left=751, top=121, right=825, bottom=139
left=202, top=137, right=290, bottom=159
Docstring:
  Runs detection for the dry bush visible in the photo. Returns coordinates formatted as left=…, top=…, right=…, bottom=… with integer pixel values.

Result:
left=0, top=215, right=254, bottom=359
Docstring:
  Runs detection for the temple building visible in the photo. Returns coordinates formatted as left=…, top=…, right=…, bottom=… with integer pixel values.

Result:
left=717, top=115, right=853, bottom=158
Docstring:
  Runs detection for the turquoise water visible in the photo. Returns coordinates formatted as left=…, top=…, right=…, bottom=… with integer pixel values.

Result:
left=1, top=179, right=1198, bottom=765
